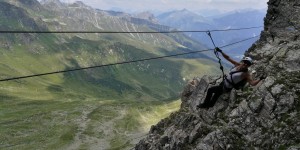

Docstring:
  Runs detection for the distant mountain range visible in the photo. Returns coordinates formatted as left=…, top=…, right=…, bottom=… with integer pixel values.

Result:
left=156, top=8, right=267, bottom=59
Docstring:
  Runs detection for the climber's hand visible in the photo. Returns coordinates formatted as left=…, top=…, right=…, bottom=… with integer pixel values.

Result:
left=259, top=75, right=266, bottom=80
left=215, top=47, right=222, bottom=53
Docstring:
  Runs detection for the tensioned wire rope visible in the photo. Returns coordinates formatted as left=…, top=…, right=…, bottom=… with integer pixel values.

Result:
left=0, top=35, right=260, bottom=82
left=0, top=26, right=262, bottom=33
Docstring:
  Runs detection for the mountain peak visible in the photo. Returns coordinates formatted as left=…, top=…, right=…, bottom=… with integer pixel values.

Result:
left=18, top=0, right=41, bottom=7
left=180, top=8, right=193, bottom=13
left=157, top=9, right=210, bottom=26
left=40, top=0, right=62, bottom=5
left=5, top=0, right=43, bottom=11
left=135, top=11, right=158, bottom=23
left=180, top=8, right=188, bottom=12
left=40, top=0, right=64, bottom=8
left=160, top=9, right=205, bottom=19
left=73, top=1, right=87, bottom=7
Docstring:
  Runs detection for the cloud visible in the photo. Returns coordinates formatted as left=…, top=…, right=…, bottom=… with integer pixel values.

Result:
left=161, top=0, right=168, bottom=4
left=59, top=0, right=268, bottom=12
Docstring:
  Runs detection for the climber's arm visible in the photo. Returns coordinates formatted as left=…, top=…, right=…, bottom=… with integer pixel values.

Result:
left=221, top=52, right=240, bottom=66
left=245, top=73, right=261, bottom=86
left=216, top=48, right=240, bottom=66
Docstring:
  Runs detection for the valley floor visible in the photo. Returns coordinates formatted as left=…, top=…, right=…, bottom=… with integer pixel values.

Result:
left=0, top=98, right=180, bottom=150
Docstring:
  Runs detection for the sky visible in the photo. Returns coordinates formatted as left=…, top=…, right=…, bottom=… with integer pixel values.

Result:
left=59, top=0, right=269, bottom=14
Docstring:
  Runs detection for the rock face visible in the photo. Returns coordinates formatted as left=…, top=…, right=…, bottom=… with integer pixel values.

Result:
left=135, top=0, right=300, bottom=149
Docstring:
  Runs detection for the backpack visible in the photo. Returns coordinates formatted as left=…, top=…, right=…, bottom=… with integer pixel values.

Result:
left=225, top=68, right=248, bottom=90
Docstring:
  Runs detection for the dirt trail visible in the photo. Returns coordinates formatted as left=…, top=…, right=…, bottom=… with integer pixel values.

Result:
left=65, top=106, right=128, bottom=150
left=65, top=105, right=97, bottom=150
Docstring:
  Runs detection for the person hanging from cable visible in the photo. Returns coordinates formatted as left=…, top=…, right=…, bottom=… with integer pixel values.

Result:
left=197, top=47, right=266, bottom=109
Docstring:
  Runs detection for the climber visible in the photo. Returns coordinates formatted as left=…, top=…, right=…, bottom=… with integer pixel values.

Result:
left=197, top=47, right=266, bottom=109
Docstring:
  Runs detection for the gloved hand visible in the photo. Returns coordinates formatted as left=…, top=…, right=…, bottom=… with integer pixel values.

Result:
left=215, top=47, right=222, bottom=53
left=259, top=75, right=266, bottom=80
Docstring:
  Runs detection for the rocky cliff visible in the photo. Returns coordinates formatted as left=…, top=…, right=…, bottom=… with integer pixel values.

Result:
left=135, top=0, right=300, bottom=149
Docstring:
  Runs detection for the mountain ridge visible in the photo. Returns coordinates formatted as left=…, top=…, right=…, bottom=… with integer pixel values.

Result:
left=156, top=8, right=266, bottom=59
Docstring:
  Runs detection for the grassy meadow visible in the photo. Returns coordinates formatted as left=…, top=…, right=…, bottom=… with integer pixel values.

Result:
left=0, top=44, right=217, bottom=149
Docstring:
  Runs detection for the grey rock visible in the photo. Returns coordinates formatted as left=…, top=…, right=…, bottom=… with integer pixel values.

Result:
left=271, top=84, right=285, bottom=95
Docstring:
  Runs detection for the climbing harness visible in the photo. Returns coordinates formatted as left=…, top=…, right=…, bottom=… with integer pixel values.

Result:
left=224, top=68, right=249, bottom=90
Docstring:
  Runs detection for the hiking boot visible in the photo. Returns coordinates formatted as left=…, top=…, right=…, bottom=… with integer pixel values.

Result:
left=196, top=104, right=208, bottom=109
left=184, top=91, right=193, bottom=97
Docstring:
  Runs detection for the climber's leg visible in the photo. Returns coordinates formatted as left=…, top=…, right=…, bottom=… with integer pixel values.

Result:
left=198, top=85, right=222, bottom=108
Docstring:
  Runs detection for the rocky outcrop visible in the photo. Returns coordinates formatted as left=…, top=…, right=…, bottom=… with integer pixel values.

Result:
left=135, top=0, right=300, bottom=149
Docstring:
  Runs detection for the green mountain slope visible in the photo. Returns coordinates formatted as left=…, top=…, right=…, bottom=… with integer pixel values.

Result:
left=0, top=0, right=220, bottom=149
left=0, top=0, right=218, bottom=101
